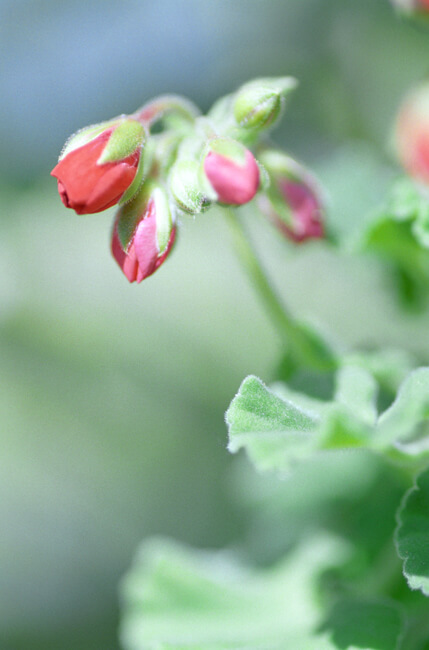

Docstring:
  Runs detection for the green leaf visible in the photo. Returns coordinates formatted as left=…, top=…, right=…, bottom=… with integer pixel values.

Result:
left=396, top=466, right=429, bottom=596
left=334, top=365, right=378, bottom=426
left=344, top=349, right=415, bottom=395
left=361, top=178, right=429, bottom=311
left=120, top=537, right=403, bottom=650
left=376, top=368, right=429, bottom=448
left=226, top=376, right=317, bottom=471
left=319, top=599, right=404, bottom=650
left=226, top=365, right=429, bottom=472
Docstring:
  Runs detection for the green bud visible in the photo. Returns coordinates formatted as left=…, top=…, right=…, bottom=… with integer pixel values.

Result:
left=169, top=160, right=212, bottom=214
left=233, top=77, right=297, bottom=131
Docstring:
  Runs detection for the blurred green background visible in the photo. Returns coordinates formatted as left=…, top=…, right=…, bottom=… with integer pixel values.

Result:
left=2, top=0, right=429, bottom=648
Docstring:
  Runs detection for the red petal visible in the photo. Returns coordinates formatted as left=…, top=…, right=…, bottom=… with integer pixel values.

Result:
left=111, top=223, right=140, bottom=283
left=51, top=129, right=139, bottom=214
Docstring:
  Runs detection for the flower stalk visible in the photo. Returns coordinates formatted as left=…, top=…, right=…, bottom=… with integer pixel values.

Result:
left=224, top=208, right=337, bottom=373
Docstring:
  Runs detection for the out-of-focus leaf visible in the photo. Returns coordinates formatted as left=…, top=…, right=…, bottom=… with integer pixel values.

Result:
left=344, top=349, right=415, bottom=395
left=315, top=144, right=395, bottom=248
left=361, top=178, right=429, bottom=311
left=120, top=536, right=403, bottom=650
left=226, top=365, right=429, bottom=472
left=376, top=368, right=429, bottom=447
left=319, top=599, right=404, bottom=650
left=396, top=466, right=429, bottom=597
left=334, top=365, right=378, bottom=426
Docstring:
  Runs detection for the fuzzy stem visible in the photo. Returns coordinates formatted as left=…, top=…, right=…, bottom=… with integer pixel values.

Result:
left=133, top=95, right=200, bottom=128
left=224, top=208, right=337, bottom=373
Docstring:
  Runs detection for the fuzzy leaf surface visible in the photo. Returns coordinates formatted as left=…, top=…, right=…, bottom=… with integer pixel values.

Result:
left=226, top=365, right=429, bottom=472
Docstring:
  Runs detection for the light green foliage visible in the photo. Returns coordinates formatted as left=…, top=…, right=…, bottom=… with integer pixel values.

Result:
left=226, top=364, right=429, bottom=472
left=121, top=535, right=403, bottom=650
left=396, top=467, right=429, bottom=596
left=226, top=375, right=318, bottom=471
left=361, top=178, right=429, bottom=310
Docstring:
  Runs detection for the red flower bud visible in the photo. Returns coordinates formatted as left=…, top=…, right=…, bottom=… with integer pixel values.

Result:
left=203, top=138, right=260, bottom=205
left=395, top=83, right=429, bottom=185
left=51, top=118, right=146, bottom=215
left=111, top=183, right=176, bottom=283
left=259, top=151, right=324, bottom=243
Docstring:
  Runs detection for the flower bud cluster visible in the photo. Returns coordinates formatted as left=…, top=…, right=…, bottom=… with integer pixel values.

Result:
left=51, top=77, right=326, bottom=283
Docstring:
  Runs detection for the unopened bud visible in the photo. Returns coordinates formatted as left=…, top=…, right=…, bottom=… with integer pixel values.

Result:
left=233, top=77, right=297, bottom=132
left=259, top=150, right=324, bottom=243
left=203, top=138, right=260, bottom=206
left=391, top=0, right=429, bottom=16
left=111, top=181, right=176, bottom=283
left=169, top=160, right=212, bottom=214
left=51, top=117, right=146, bottom=215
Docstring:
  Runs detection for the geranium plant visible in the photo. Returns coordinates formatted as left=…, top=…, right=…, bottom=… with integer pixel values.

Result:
left=51, top=5, right=429, bottom=647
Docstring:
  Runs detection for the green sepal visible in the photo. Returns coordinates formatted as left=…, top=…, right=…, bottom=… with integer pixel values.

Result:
left=116, top=180, right=173, bottom=253
left=59, top=116, right=124, bottom=160
left=151, top=185, right=175, bottom=254
left=116, top=186, right=148, bottom=252
left=98, top=119, right=146, bottom=164
left=119, top=149, right=145, bottom=205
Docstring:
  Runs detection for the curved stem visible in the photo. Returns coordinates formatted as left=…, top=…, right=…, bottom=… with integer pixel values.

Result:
left=224, top=208, right=337, bottom=373
left=133, top=95, right=201, bottom=129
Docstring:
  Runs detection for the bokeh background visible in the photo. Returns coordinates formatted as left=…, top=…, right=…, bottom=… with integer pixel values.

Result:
left=2, top=0, right=429, bottom=648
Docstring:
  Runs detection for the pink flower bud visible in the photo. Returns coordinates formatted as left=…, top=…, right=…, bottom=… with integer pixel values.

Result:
left=392, top=0, right=429, bottom=13
left=259, top=151, right=324, bottom=243
left=395, top=83, right=429, bottom=185
left=51, top=118, right=146, bottom=215
left=203, top=138, right=260, bottom=205
left=111, top=183, right=176, bottom=283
